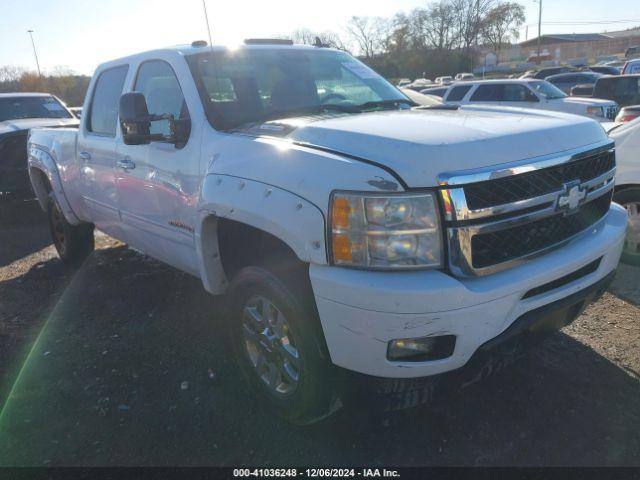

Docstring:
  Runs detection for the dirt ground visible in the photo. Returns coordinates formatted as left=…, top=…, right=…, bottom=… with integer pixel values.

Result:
left=0, top=199, right=638, bottom=466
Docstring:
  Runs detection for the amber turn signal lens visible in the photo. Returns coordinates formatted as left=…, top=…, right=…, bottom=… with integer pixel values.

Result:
left=332, top=197, right=351, bottom=230
left=332, top=234, right=353, bottom=262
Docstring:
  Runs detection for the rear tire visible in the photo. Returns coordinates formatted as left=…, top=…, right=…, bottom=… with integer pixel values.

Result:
left=614, top=188, right=640, bottom=267
left=47, top=193, right=94, bottom=265
left=226, top=266, right=335, bottom=425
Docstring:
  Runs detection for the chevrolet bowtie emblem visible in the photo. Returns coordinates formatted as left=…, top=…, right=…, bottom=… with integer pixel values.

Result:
left=557, top=181, right=587, bottom=214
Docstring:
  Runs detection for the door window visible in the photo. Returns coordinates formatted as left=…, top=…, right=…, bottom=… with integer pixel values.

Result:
left=502, top=84, right=538, bottom=102
left=470, top=84, right=504, bottom=101
left=88, top=66, right=129, bottom=136
left=134, top=60, right=191, bottom=139
left=446, top=85, right=472, bottom=102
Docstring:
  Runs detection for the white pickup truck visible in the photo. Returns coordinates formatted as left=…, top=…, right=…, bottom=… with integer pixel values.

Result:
left=28, top=40, right=627, bottom=424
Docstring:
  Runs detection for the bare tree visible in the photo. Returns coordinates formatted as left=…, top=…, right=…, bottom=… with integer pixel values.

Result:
left=346, top=16, right=389, bottom=59
left=288, top=29, right=351, bottom=52
left=481, top=2, right=526, bottom=59
left=423, top=2, right=459, bottom=51
left=0, top=65, right=26, bottom=83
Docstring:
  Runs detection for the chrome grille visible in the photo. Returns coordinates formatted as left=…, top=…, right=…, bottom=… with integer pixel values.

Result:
left=605, top=105, right=619, bottom=120
left=439, top=141, right=616, bottom=277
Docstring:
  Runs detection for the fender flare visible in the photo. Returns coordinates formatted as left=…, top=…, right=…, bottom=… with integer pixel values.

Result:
left=28, top=145, right=81, bottom=225
left=195, top=174, right=328, bottom=294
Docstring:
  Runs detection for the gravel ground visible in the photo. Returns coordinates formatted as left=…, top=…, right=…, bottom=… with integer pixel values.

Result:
left=0, top=200, right=638, bottom=466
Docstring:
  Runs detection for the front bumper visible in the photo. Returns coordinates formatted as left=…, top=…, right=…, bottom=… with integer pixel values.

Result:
left=310, top=204, right=627, bottom=378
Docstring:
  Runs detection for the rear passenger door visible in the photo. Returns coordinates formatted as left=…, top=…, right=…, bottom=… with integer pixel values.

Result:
left=78, top=65, right=129, bottom=239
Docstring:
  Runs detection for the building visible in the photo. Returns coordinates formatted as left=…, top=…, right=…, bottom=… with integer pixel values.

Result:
left=505, top=27, right=640, bottom=65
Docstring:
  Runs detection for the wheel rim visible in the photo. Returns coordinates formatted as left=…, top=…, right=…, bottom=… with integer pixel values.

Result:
left=624, top=201, right=640, bottom=258
left=241, top=295, right=301, bottom=397
left=51, top=201, right=66, bottom=256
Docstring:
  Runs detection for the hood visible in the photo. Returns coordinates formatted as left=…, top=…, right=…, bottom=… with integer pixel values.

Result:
left=250, top=106, right=608, bottom=187
left=0, top=118, right=78, bottom=136
left=559, top=97, right=617, bottom=107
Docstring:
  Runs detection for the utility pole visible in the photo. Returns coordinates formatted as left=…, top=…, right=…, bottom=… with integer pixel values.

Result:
left=202, top=0, right=213, bottom=47
left=27, top=29, right=42, bottom=77
left=537, top=0, right=543, bottom=58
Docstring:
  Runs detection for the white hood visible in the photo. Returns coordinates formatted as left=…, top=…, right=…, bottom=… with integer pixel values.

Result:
left=559, top=97, right=617, bottom=107
left=284, top=106, right=609, bottom=187
left=0, top=118, right=78, bottom=136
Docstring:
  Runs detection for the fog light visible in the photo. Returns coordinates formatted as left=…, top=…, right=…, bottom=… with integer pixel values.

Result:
left=387, top=335, right=456, bottom=362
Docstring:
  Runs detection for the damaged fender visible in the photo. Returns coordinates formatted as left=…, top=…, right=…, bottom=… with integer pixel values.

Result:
left=195, top=174, right=328, bottom=294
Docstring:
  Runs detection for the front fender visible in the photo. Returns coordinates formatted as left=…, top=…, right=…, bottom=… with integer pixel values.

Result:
left=28, top=145, right=81, bottom=225
left=195, top=174, right=328, bottom=294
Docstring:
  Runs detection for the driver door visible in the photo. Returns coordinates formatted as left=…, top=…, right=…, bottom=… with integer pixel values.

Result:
left=115, top=59, right=199, bottom=275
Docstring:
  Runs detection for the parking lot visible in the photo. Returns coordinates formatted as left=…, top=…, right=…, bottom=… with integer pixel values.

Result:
left=0, top=199, right=638, bottom=467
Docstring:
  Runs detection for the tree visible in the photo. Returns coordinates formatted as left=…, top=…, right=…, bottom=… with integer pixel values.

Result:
left=289, top=29, right=351, bottom=52
left=345, top=16, right=389, bottom=59
left=481, top=2, right=526, bottom=60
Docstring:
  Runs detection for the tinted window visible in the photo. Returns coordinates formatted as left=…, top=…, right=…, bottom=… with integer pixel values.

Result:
left=134, top=60, right=190, bottom=138
left=503, top=84, right=537, bottom=102
left=0, top=96, right=72, bottom=122
left=470, top=84, right=504, bottom=101
left=88, top=66, right=128, bottom=136
left=447, top=85, right=472, bottom=102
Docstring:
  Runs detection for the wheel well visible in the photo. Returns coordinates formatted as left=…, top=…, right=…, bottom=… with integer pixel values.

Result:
left=217, top=218, right=307, bottom=282
left=29, top=168, right=52, bottom=210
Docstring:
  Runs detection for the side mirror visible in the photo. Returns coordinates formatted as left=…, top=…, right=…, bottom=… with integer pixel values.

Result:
left=119, top=92, right=153, bottom=145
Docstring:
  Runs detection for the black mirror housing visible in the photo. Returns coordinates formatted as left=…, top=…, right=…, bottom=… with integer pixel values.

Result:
left=119, top=92, right=152, bottom=145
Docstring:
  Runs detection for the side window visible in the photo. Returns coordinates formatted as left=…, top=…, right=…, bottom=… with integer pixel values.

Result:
left=503, top=84, right=537, bottom=102
left=134, top=60, right=191, bottom=139
left=88, top=66, right=128, bottom=136
left=447, top=85, right=472, bottom=102
left=470, top=84, right=504, bottom=102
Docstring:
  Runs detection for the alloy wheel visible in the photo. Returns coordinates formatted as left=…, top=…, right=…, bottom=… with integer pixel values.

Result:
left=241, top=295, right=301, bottom=396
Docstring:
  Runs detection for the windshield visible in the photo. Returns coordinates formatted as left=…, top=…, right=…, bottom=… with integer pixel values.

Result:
left=0, top=96, right=73, bottom=122
left=529, top=81, right=567, bottom=100
left=187, top=49, right=410, bottom=130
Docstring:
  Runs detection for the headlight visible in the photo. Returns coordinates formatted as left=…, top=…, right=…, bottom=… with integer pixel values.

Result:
left=329, top=191, right=443, bottom=269
left=587, top=106, right=604, bottom=117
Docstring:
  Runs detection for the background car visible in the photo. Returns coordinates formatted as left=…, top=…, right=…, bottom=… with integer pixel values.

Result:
left=419, top=86, right=449, bottom=98
left=434, top=76, right=453, bottom=85
left=441, top=79, right=619, bottom=121
left=622, top=59, right=640, bottom=75
left=404, top=78, right=433, bottom=91
left=546, top=72, right=604, bottom=95
left=396, top=78, right=412, bottom=88
left=625, top=46, right=640, bottom=59
left=520, top=66, right=576, bottom=79
left=455, top=73, right=475, bottom=81
left=616, top=106, right=640, bottom=123
left=0, top=93, right=78, bottom=201
left=400, top=88, right=443, bottom=107
left=588, top=66, right=621, bottom=76
left=606, top=118, right=640, bottom=265
left=593, top=75, right=640, bottom=108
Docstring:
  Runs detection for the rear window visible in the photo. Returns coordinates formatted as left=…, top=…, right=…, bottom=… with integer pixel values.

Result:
left=0, top=96, right=72, bottom=122
left=87, top=65, right=129, bottom=136
left=446, top=85, right=472, bottom=102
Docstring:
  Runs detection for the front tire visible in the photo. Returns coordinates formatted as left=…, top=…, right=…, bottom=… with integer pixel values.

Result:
left=614, top=188, right=640, bottom=267
left=227, top=266, right=335, bottom=424
left=47, top=193, right=94, bottom=265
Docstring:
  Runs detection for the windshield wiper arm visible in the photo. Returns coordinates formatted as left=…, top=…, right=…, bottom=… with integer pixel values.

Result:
left=353, top=99, right=417, bottom=111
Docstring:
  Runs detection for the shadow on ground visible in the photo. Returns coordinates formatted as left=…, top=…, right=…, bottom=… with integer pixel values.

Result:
left=0, top=199, right=50, bottom=267
left=0, top=243, right=638, bottom=467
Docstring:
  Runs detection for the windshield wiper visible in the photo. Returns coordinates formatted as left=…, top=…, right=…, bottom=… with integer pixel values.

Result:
left=353, top=99, right=417, bottom=111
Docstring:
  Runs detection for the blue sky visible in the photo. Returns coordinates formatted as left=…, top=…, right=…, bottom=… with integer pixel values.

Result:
left=1, top=0, right=638, bottom=75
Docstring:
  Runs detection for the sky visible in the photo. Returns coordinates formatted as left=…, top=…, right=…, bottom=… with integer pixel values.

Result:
left=0, top=0, right=638, bottom=76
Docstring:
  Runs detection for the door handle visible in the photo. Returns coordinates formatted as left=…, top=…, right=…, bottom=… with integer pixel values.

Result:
left=116, top=157, right=136, bottom=171
left=79, top=151, right=91, bottom=161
